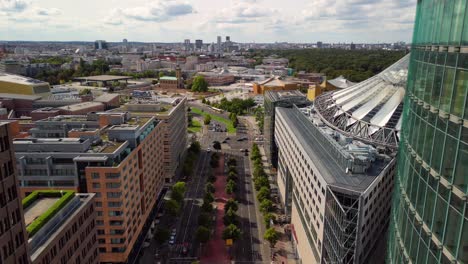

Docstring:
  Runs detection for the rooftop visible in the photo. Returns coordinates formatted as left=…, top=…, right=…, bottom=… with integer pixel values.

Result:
left=277, top=106, right=394, bottom=193
left=74, top=75, right=132, bottom=82
left=0, top=73, right=49, bottom=86
left=0, top=93, right=42, bottom=101
left=94, top=93, right=120, bottom=103
left=160, top=76, right=178, bottom=81
left=327, top=75, right=356, bottom=89
left=57, top=101, right=104, bottom=112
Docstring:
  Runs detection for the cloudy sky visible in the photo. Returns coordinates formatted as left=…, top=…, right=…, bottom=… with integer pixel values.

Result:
left=0, top=0, right=416, bottom=43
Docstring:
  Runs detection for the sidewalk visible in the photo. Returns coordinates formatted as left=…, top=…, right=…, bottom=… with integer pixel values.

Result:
left=200, top=154, right=231, bottom=264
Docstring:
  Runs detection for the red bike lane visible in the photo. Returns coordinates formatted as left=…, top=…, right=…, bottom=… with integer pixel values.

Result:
left=200, top=154, right=232, bottom=264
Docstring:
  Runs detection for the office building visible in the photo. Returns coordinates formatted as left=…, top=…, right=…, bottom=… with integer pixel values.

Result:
left=387, top=1, right=468, bottom=263
left=195, top=39, right=203, bottom=50
left=117, top=96, right=188, bottom=182
left=264, top=90, right=310, bottom=168
left=184, top=39, right=191, bottom=51
left=0, top=59, right=23, bottom=75
left=275, top=55, right=409, bottom=263
left=253, top=77, right=299, bottom=95
left=94, top=40, right=108, bottom=50
left=217, top=36, right=222, bottom=51
left=226, top=36, right=230, bottom=42
left=14, top=112, right=165, bottom=263
left=0, top=122, right=29, bottom=264
left=197, top=69, right=235, bottom=86
left=317, top=41, right=323, bottom=48
left=24, top=191, right=98, bottom=264
left=0, top=73, right=51, bottom=97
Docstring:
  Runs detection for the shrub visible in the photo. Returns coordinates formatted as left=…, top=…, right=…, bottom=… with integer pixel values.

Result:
left=26, top=191, right=75, bottom=237
left=257, top=186, right=271, bottom=202
left=205, top=182, right=215, bottom=194
left=260, top=199, right=273, bottom=214
left=226, top=179, right=236, bottom=194
left=225, top=198, right=238, bottom=212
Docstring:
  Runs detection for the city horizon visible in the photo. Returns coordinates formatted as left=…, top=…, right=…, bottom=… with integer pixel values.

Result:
left=0, top=0, right=416, bottom=43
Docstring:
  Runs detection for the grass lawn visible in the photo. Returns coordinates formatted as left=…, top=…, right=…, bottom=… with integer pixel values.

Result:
left=188, top=119, right=202, bottom=133
left=190, top=107, right=236, bottom=133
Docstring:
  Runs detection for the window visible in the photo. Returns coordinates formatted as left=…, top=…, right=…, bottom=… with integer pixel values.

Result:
left=106, top=183, right=121, bottom=188
left=91, top=173, right=99, bottom=179
left=92, top=183, right=101, bottom=189
left=108, top=202, right=122, bottom=208
left=105, top=173, right=120, bottom=179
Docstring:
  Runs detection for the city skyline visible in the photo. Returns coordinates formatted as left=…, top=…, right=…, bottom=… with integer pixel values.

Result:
left=0, top=0, right=416, bottom=43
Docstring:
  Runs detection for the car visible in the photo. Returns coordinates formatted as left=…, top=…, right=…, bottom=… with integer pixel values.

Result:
left=143, top=242, right=151, bottom=248
left=182, top=246, right=188, bottom=255
left=171, top=228, right=177, bottom=235
left=169, top=238, right=175, bottom=245
left=236, top=138, right=243, bottom=142
left=207, top=148, right=211, bottom=153
left=240, top=149, right=245, bottom=152
left=240, top=137, right=248, bottom=141
left=222, top=140, right=228, bottom=143
left=225, top=137, right=230, bottom=140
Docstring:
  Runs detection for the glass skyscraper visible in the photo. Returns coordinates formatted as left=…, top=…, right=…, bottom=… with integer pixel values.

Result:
left=387, top=1, right=468, bottom=263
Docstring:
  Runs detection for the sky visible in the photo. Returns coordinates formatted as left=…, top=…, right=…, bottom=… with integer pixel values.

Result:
left=0, top=0, right=417, bottom=43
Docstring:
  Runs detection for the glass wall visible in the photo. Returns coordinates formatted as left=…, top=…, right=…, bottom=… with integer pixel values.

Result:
left=388, top=0, right=468, bottom=263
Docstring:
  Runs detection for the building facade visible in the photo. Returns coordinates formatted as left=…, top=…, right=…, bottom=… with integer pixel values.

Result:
left=0, top=122, right=30, bottom=264
left=263, top=90, right=310, bottom=168
left=275, top=107, right=395, bottom=264
left=26, top=192, right=98, bottom=264
left=387, top=1, right=468, bottom=263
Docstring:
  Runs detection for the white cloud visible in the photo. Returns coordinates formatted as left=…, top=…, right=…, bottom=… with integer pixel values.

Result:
left=0, top=0, right=28, bottom=13
left=104, top=0, right=194, bottom=25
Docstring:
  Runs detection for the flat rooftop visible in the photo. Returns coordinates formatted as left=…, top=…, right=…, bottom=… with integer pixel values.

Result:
left=24, top=197, right=60, bottom=227
left=57, top=101, right=103, bottom=111
left=277, top=107, right=393, bottom=193
left=0, top=93, right=42, bottom=101
left=0, top=73, right=49, bottom=86
left=160, top=76, right=178, bottom=81
left=74, top=75, right=132, bottom=82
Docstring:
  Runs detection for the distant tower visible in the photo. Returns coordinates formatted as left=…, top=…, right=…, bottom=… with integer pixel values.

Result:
left=195, top=39, right=203, bottom=50
left=226, top=36, right=230, bottom=42
left=317, top=41, right=323, bottom=48
left=350, top=42, right=356, bottom=50
left=123, top=39, right=128, bottom=44
left=175, top=65, right=183, bottom=88
left=184, top=39, right=191, bottom=51
left=94, top=40, right=108, bottom=50
left=217, top=36, right=222, bottom=51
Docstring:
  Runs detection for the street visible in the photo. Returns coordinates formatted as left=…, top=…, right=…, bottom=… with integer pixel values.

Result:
left=140, top=103, right=269, bottom=263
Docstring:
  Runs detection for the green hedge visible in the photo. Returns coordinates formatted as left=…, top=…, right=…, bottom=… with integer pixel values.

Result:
left=24, top=190, right=75, bottom=237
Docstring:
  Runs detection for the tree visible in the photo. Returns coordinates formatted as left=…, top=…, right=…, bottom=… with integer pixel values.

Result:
left=198, top=212, right=212, bottom=227
left=264, top=213, right=276, bottom=228
left=254, top=176, right=269, bottom=191
left=212, top=141, right=221, bottom=150
left=191, top=75, right=209, bottom=92
left=204, top=191, right=215, bottom=204
left=222, top=224, right=242, bottom=241
left=189, top=141, right=201, bottom=153
left=171, top=182, right=186, bottom=203
left=201, top=201, right=213, bottom=213
left=205, top=182, right=215, bottom=194
left=159, top=72, right=165, bottom=78
left=226, top=179, right=236, bottom=194
left=260, top=199, right=273, bottom=214
left=79, top=88, right=91, bottom=95
left=223, top=208, right=238, bottom=226
left=204, top=114, right=212, bottom=125
left=227, top=158, right=237, bottom=167
left=264, top=227, right=279, bottom=248
left=154, top=227, right=170, bottom=244
left=196, top=226, right=211, bottom=243
left=165, top=199, right=180, bottom=216
left=227, top=172, right=238, bottom=182
left=225, top=198, right=238, bottom=212
left=257, top=186, right=271, bottom=202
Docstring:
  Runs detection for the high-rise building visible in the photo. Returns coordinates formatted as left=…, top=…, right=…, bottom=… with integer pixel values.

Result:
left=263, top=90, right=310, bottom=168
left=275, top=55, right=409, bottom=263
left=226, top=36, right=230, bottom=42
left=122, top=39, right=128, bottom=44
left=184, top=39, right=191, bottom=51
left=195, top=39, right=203, bottom=50
left=25, top=191, right=98, bottom=264
left=317, top=41, right=323, bottom=48
left=94, top=40, right=108, bottom=50
left=387, top=1, right=468, bottom=263
left=0, top=122, right=30, bottom=264
left=14, top=112, right=166, bottom=263
left=217, top=36, right=222, bottom=51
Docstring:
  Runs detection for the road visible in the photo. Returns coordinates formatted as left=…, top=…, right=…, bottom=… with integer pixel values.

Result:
left=141, top=106, right=269, bottom=263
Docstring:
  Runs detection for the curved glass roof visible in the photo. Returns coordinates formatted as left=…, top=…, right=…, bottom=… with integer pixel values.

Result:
left=315, top=54, right=410, bottom=149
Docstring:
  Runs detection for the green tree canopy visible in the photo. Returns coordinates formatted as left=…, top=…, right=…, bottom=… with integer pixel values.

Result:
left=257, top=186, right=271, bottom=202
left=226, top=179, right=236, bottom=195
left=196, top=226, right=211, bottom=243
left=259, top=199, right=273, bottom=214
left=222, top=224, right=242, bottom=241
left=198, top=212, right=213, bottom=227
left=225, top=198, right=239, bottom=213
left=204, top=114, right=212, bottom=125
left=264, top=227, right=279, bottom=248
left=223, top=207, right=238, bottom=226
left=191, top=75, right=209, bottom=92
left=154, top=227, right=171, bottom=244
left=165, top=199, right=180, bottom=216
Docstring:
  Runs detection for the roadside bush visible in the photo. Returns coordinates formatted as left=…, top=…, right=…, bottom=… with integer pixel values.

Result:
left=198, top=212, right=213, bottom=227
left=223, top=207, right=238, bottom=226
left=264, top=213, right=276, bottom=228
left=225, top=198, right=239, bottom=213
left=205, top=182, right=215, bottom=194
left=204, top=191, right=215, bottom=204
left=260, top=199, right=273, bottom=214
left=257, top=186, right=271, bottom=202
left=226, top=179, right=237, bottom=194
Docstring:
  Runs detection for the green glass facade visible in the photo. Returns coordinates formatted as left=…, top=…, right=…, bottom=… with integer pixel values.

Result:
left=387, top=1, right=468, bottom=263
